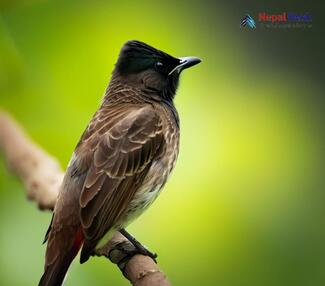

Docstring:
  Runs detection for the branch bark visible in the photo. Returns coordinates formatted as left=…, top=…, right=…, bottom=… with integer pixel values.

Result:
left=0, top=111, right=171, bottom=286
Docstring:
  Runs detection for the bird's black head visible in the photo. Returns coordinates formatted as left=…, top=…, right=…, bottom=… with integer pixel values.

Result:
left=113, top=40, right=201, bottom=102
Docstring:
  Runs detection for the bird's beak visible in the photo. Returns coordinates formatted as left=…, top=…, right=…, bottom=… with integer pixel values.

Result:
left=168, top=57, right=201, bottom=76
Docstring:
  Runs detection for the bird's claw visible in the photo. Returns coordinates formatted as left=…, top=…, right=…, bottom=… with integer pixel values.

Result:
left=134, top=244, right=158, bottom=262
left=119, top=228, right=158, bottom=263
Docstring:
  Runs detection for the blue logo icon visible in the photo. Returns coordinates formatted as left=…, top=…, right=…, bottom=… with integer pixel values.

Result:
left=241, top=15, right=256, bottom=28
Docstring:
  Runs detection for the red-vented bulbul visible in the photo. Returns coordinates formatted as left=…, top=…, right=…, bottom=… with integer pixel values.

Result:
left=39, top=40, right=201, bottom=286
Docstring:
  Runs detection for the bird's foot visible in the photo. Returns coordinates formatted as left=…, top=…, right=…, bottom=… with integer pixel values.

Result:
left=132, top=242, right=158, bottom=262
left=119, top=228, right=158, bottom=262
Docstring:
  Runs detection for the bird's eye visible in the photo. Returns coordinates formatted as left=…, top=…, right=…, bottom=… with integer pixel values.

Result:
left=155, top=61, right=164, bottom=69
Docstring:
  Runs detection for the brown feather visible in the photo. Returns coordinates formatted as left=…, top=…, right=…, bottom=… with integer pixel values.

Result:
left=78, top=106, right=164, bottom=261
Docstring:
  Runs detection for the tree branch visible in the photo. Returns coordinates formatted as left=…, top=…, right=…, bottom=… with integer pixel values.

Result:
left=0, top=111, right=171, bottom=286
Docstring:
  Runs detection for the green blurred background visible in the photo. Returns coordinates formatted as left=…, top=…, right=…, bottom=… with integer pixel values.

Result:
left=1, top=1, right=324, bottom=285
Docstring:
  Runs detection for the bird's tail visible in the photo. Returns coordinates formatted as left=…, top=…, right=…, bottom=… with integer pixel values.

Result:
left=38, top=255, right=73, bottom=286
left=39, top=228, right=84, bottom=286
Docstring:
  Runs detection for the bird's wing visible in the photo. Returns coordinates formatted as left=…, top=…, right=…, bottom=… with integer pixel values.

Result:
left=78, top=105, right=164, bottom=259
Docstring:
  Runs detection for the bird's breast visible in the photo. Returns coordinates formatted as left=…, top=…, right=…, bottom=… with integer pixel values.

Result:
left=123, top=122, right=179, bottom=225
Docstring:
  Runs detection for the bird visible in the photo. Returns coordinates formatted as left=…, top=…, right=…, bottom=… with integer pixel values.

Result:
left=39, top=40, right=201, bottom=286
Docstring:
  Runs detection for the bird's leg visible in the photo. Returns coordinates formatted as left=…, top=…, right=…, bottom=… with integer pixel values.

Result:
left=119, top=228, right=158, bottom=262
